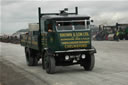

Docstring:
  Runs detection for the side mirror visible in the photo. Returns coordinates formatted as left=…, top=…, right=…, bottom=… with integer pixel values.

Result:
left=91, top=20, right=94, bottom=22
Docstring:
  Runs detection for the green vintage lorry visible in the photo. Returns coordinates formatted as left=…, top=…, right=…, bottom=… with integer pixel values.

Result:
left=20, top=7, right=96, bottom=74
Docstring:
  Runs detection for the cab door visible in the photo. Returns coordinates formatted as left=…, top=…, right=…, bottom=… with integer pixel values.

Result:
left=41, top=20, right=55, bottom=50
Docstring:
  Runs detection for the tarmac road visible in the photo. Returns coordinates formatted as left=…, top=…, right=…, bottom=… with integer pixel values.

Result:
left=0, top=41, right=128, bottom=85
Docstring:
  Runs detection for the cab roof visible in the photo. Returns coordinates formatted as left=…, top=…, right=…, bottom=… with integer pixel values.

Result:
left=41, top=15, right=90, bottom=21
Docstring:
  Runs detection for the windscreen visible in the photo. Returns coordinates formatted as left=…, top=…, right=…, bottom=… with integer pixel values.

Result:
left=56, top=21, right=87, bottom=31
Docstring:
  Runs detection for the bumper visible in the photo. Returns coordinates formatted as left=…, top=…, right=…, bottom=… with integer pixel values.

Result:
left=55, top=48, right=96, bottom=53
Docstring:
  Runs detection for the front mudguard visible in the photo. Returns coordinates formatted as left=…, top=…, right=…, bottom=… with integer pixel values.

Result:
left=90, top=46, right=97, bottom=54
left=43, top=48, right=54, bottom=56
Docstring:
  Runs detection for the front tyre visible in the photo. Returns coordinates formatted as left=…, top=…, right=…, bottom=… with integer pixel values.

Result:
left=82, top=53, right=95, bottom=71
left=44, top=52, right=56, bottom=74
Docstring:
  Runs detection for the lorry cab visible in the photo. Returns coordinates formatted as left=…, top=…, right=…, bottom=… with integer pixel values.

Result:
left=41, top=15, right=92, bottom=51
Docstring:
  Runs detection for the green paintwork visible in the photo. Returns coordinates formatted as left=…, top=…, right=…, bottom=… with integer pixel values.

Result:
left=21, top=30, right=91, bottom=52
left=45, top=30, right=91, bottom=51
left=20, top=14, right=92, bottom=53
left=21, top=28, right=91, bottom=52
left=20, top=33, right=39, bottom=50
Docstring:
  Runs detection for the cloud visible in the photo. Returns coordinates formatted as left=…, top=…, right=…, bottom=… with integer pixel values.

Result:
left=1, top=0, right=128, bottom=34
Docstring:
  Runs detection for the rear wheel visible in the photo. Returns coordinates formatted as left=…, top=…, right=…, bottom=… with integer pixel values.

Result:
left=25, top=48, right=38, bottom=66
left=44, top=51, right=56, bottom=74
left=81, top=53, right=95, bottom=71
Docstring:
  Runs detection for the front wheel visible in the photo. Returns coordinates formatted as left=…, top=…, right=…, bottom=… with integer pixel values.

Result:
left=44, top=52, right=56, bottom=74
left=81, top=53, right=95, bottom=71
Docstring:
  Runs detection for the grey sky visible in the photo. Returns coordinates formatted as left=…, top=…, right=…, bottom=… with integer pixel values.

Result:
left=1, top=0, right=128, bottom=34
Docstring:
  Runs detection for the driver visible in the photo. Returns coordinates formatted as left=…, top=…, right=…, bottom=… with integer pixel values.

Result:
left=48, top=24, right=53, bottom=32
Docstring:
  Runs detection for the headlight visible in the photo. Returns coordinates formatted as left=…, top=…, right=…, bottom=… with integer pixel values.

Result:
left=81, top=54, right=86, bottom=59
left=65, top=55, right=69, bottom=60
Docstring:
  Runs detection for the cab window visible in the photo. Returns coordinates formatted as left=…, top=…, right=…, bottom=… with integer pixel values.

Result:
left=56, top=20, right=87, bottom=31
left=45, top=21, right=53, bottom=32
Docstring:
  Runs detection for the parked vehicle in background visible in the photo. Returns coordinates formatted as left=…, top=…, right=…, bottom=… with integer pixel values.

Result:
left=116, top=23, right=128, bottom=40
